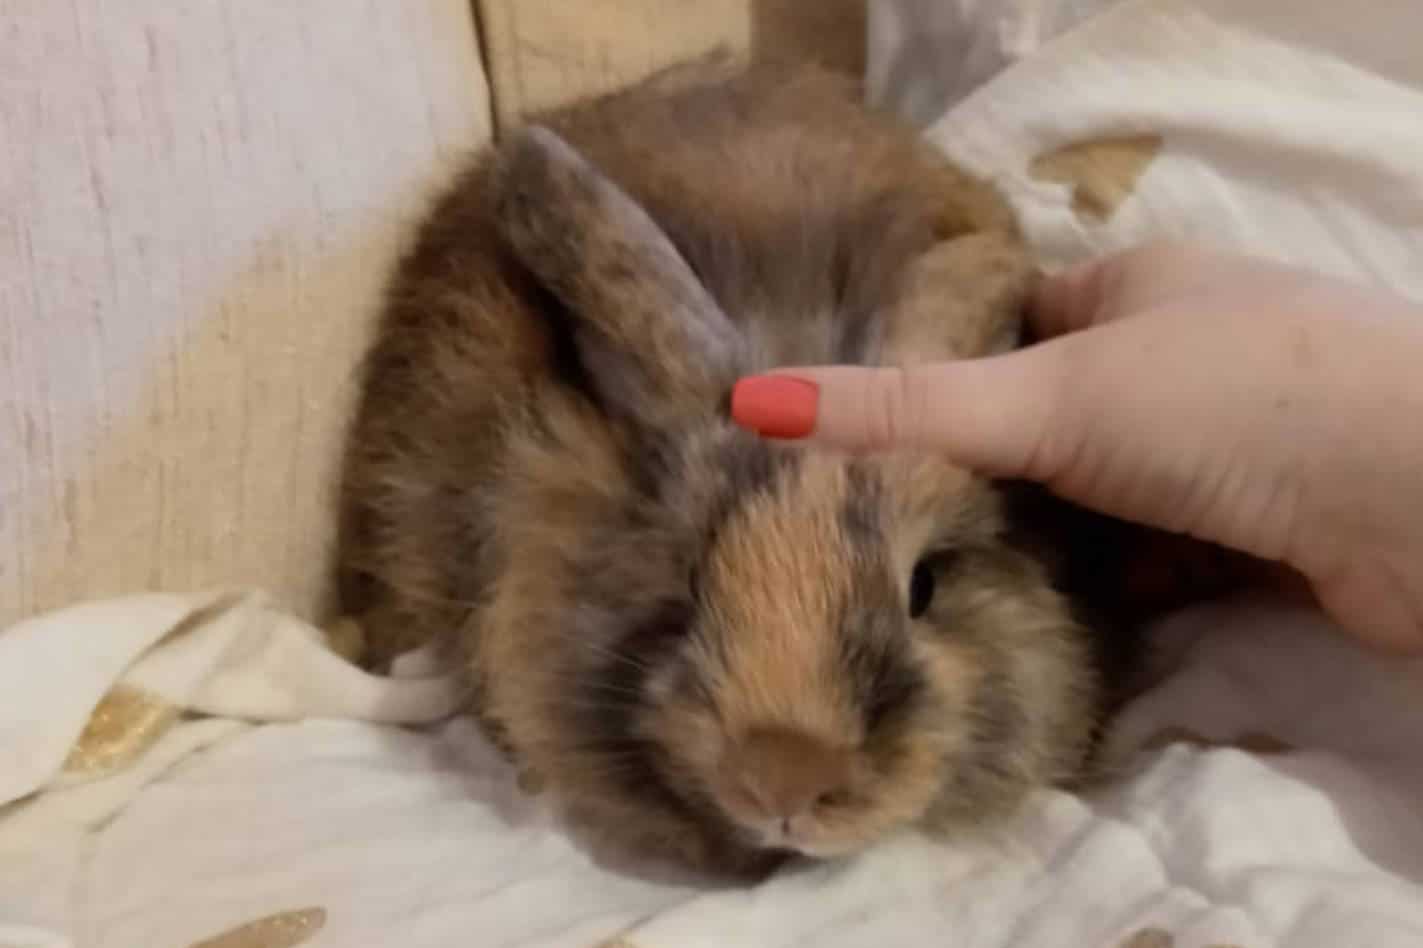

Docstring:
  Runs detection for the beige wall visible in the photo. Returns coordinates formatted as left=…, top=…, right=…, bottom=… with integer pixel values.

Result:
left=1, top=1, right=493, bottom=625
left=1, top=0, right=864, bottom=628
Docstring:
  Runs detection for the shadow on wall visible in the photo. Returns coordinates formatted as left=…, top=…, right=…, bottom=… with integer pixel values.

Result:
left=750, top=0, right=866, bottom=76
left=475, top=0, right=867, bottom=135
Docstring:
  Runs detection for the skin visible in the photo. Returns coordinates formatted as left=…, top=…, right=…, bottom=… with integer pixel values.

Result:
left=740, top=241, right=1423, bottom=654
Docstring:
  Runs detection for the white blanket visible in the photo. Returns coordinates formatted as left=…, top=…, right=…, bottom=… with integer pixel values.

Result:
left=5, top=1, right=1423, bottom=946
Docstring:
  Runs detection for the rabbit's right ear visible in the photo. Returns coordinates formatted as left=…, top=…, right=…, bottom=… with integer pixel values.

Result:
left=490, top=125, right=742, bottom=430
left=878, top=231, right=1036, bottom=366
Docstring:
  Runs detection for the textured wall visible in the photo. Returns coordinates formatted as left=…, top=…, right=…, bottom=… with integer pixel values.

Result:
left=1, top=1, right=493, bottom=625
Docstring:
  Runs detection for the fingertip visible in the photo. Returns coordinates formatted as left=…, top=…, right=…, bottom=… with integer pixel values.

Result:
left=728, top=365, right=903, bottom=451
left=728, top=374, right=821, bottom=440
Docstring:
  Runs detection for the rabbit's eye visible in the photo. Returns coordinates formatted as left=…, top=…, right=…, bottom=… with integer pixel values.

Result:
left=909, top=551, right=965, bottom=619
left=908, top=559, right=936, bottom=619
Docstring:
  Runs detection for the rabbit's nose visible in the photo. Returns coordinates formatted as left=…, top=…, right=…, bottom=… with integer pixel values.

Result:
left=724, top=726, right=852, bottom=821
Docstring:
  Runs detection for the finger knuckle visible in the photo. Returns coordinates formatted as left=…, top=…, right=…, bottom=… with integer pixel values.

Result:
left=1019, top=352, right=1084, bottom=483
left=864, top=365, right=936, bottom=452
left=866, top=367, right=911, bottom=450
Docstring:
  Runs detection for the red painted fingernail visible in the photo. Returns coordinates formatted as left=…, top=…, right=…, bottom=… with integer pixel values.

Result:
left=730, top=375, right=819, bottom=439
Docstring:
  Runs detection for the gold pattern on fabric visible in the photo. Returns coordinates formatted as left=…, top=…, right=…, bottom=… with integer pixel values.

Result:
left=1029, top=134, right=1163, bottom=221
left=61, top=685, right=179, bottom=777
left=187, top=907, right=327, bottom=948
left=1119, top=929, right=1174, bottom=948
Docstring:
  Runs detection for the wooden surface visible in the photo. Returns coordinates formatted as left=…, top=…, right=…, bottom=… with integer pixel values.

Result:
left=1, top=1, right=492, bottom=625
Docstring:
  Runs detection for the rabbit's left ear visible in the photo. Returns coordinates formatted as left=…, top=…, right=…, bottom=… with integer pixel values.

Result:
left=491, top=124, right=742, bottom=430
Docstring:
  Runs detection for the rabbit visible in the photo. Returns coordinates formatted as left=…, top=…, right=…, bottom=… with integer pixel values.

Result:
left=335, top=55, right=1157, bottom=879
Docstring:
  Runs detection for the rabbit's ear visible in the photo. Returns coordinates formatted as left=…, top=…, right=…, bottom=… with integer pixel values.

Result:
left=491, top=125, right=741, bottom=429
left=878, top=231, right=1037, bottom=367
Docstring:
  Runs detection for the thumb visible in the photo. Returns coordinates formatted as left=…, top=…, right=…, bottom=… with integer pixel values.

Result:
left=728, top=345, right=1072, bottom=480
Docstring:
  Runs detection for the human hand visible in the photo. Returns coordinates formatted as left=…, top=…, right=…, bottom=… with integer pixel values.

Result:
left=730, top=242, right=1423, bottom=653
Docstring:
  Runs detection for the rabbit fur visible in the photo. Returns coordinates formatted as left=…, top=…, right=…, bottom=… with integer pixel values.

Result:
left=336, top=56, right=1131, bottom=878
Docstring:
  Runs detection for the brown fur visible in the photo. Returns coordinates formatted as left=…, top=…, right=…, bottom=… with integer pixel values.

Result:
left=336, top=56, right=1109, bottom=878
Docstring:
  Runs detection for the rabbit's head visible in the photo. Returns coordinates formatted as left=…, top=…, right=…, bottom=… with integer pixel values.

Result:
left=474, top=125, right=1101, bottom=871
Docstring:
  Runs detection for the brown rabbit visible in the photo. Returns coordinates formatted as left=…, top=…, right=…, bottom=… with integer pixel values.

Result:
left=336, top=56, right=1145, bottom=878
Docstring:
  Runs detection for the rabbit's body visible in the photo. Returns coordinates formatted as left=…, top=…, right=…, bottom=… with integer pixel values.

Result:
left=338, top=58, right=1111, bottom=877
